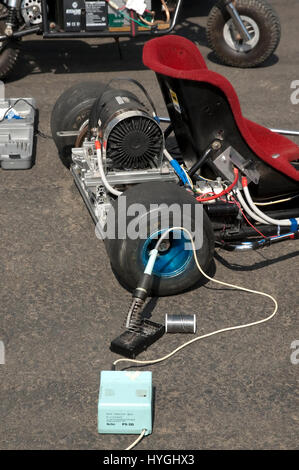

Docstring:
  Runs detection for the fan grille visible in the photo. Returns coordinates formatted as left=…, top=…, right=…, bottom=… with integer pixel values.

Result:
left=106, top=116, right=163, bottom=169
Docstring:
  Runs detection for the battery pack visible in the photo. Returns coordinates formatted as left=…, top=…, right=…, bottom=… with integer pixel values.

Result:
left=63, top=0, right=108, bottom=32
left=85, top=1, right=108, bottom=30
left=98, top=371, right=152, bottom=435
left=0, top=97, right=36, bottom=170
left=63, top=0, right=84, bottom=32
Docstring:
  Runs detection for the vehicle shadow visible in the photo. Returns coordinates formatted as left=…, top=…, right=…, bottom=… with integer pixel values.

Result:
left=6, top=1, right=214, bottom=83
left=214, top=248, right=299, bottom=273
left=6, top=0, right=280, bottom=82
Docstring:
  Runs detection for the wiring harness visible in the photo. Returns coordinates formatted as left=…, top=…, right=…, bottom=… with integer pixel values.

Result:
left=191, top=159, right=299, bottom=248
left=105, top=0, right=171, bottom=30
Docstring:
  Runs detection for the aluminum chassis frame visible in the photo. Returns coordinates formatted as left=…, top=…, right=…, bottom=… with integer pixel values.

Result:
left=70, top=142, right=178, bottom=225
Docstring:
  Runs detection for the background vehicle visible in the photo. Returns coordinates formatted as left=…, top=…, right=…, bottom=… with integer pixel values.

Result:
left=0, top=0, right=281, bottom=78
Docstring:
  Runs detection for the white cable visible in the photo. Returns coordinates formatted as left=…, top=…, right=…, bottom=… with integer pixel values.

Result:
left=125, top=429, right=146, bottom=450
left=144, top=249, right=159, bottom=275
left=180, top=165, right=194, bottom=189
left=163, top=148, right=173, bottom=162
left=113, top=227, right=278, bottom=368
left=255, top=195, right=298, bottom=206
left=243, top=183, right=299, bottom=227
left=96, top=148, right=122, bottom=197
left=236, top=188, right=270, bottom=224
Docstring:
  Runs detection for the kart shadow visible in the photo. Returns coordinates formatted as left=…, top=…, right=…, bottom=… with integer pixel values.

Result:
left=5, top=0, right=214, bottom=83
left=4, top=0, right=281, bottom=83
left=214, top=248, right=299, bottom=272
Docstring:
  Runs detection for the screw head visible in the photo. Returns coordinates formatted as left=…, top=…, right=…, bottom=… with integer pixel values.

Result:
left=212, top=140, right=222, bottom=150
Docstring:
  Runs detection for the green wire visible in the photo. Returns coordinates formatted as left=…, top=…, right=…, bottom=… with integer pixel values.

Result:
left=121, top=10, right=151, bottom=28
left=108, top=1, right=151, bottom=29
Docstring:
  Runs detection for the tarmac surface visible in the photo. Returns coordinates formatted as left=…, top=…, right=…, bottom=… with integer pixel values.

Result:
left=0, top=0, right=298, bottom=450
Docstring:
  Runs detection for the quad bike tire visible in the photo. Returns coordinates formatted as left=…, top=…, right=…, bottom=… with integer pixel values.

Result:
left=51, top=81, right=107, bottom=168
left=104, top=182, right=215, bottom=297
left=0, top=5, right=20, bottom=80
left=206, top=0, right=281, bottom=68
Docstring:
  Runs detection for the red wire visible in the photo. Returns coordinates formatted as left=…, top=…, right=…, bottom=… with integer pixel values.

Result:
left=130, top=10, right=136, bottom=36
left=196, top=168, right=239, bottom=203
left=230, top=195, right=267, bottom=238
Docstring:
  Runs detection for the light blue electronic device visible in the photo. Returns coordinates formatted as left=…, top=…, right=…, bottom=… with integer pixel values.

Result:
left=98, top=371, right=152, bottom=435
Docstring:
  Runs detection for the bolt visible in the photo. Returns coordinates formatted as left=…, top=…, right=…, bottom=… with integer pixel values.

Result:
left=158, top=240, right=171, bottom=253
left=212, top=140, right=222, bottom=150
left=4, top=25, right=13, bottom=36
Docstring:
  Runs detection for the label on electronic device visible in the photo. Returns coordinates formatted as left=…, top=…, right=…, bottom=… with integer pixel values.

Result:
left=85, top=1, right=108, bottom=30
left=63, top=0, right=84, bottom=31
left=104, top=411, right=137, bottom=428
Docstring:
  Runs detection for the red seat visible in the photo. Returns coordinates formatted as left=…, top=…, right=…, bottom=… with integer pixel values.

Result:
left=143, top=35, right=299, bottom=182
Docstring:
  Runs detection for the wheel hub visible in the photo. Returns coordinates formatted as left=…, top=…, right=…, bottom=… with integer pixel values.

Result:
left=21, top=0, right=43, bottom=25
left=223, top=15, right=260, bottom=53
left=142, top=230, right=193, bottom=278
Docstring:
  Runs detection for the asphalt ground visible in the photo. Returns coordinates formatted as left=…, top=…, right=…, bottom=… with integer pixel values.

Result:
left=0, top=0, right=298, bottom=450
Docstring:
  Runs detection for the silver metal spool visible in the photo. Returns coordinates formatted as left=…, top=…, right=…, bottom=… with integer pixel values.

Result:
left=165, top=314, right=197, bottom=334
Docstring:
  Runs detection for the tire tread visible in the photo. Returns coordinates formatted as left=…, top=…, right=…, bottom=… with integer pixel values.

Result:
left=206, top=0, right=281, bottom=68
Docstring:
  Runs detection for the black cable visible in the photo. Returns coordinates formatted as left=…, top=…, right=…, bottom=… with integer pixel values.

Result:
left=35, top=130, right=53, bottom=140
left=164, top=123, right=173, bottom=140
left=188, top=147, right=213, bottom=177
left=111, top=78, right=158, bottom=117
left=89, top=77, right=158, bottom=131
left=0, top=98, right=36, bottom=123
left=0, top=97, right=53, bottom=140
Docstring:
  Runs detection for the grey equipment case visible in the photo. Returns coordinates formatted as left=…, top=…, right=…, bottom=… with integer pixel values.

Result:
left=0, top=97, right=36, bottom=170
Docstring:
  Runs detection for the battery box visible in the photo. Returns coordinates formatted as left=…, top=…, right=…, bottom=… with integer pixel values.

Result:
left=61, top=0, right=157, bottom=33
left=98, top=371, right=152, bottom=435
left=85, top=1, right=108, bottom=31
left=63, top=0, right=84, bottom=32
left=0, top=97, right=36, bottom=170
left=63, top=0, right=108, bottom=32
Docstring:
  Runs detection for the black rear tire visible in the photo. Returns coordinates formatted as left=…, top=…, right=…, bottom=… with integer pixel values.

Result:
left=206, top=0, right=281, bottom=68
left=51, top=81, right=108, bottom=168
left=104, top=182, right=215, bottom=297
left=0, top=8, right=20, bottom=80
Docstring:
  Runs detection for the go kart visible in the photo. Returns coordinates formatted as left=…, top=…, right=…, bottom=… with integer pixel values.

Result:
left=51, top=34, right=299, bottom=298
left=0, top=0, right=281, bottom=79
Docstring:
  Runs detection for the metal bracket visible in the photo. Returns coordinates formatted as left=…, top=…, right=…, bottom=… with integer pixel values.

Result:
left=56, top=130, right=81, bottom=137
left=213, top=146, right=260, bottom=185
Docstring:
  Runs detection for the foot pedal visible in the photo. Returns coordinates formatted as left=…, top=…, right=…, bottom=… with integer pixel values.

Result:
left=110, top=320, right=165, bottom=358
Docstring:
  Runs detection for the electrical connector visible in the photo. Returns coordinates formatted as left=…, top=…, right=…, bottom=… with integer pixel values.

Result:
left=126, top=0, right=147, bottom=15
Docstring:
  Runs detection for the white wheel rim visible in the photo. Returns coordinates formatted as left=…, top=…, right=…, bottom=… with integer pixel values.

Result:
left=223, top=15, right=260, bottom=53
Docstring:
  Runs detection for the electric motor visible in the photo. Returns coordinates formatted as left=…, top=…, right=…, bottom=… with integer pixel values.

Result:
left=95, top=89, right=164, bottom=170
